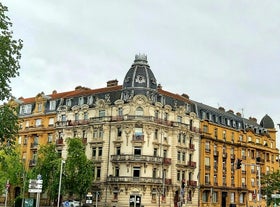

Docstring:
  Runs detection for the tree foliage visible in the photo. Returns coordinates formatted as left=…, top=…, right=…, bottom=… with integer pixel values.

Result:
left=0, top=147, right=25, bottom=195
left=261, top=170, right=280, bottom=206
left=0, top=2, right=23, bottom=149
left=0, top=104, right=19, bottom=150
left=33, top=144, right=61, bottom=203
left=65, top=138, right=93, bottom=202
left=0, top=2, right=23, bottom=101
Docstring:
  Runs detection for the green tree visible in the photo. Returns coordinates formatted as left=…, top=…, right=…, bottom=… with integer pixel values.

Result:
left=65, top=138, right=93, bottom=204
left=33, top=144, right=61, bottom=205
left=262, top=170, right=280, bottom=206
left=0, top=147, right=25, bottom=196
left=0, top=2, right=23, bottom=149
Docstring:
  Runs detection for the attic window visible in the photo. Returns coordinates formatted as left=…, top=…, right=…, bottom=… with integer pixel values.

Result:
left=49, top=100, right=56, bottom=111
left=20, top=104, right=32, bottom=114
left=87, top=96, right=93, bottom=105
left=66, top=99, right=72, bottom=107
left=79, top=97, right=84, bottom=105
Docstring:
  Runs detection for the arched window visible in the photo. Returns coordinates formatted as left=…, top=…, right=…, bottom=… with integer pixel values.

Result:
left=136, top=107, right=144, bottom=116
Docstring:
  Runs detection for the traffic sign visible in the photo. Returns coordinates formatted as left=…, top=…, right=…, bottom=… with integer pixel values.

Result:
left=271, top=194, right=280, bottom=198
left=28, top=189, right=42, bottom=193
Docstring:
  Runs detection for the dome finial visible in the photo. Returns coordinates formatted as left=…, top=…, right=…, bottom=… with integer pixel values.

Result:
left=134, top=53, right=148, bottom=64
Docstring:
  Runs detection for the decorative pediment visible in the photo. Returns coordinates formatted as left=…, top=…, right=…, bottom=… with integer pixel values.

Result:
left=133, top=95, right=148, bottom=105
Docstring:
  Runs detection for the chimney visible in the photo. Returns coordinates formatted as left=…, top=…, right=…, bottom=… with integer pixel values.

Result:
left=218, top=107, right=225, bottom=112
left=107, top=79, right=118, bottom=87
left=181, top=93, right=189, bottom=99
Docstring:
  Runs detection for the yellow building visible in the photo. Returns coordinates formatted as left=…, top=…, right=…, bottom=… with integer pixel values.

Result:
left=194, top=102, right=279, bottom=207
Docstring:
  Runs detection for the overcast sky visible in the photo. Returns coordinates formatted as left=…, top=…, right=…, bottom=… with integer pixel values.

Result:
left=2, top=1, right=280, bottom=137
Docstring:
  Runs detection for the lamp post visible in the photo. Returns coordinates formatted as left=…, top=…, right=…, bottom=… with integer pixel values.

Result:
left=57, top=160, right=65, bottom=207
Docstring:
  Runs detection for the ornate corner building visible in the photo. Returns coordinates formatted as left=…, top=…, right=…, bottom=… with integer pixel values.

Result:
left=7, top=54, right=279, bottom=207
left=13, top=55, right=200, bottom=207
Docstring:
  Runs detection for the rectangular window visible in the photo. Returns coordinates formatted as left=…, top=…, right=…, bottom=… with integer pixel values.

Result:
left=82, top=130, right=87, bottom=138
left=134, top=147, right=141, bottom=155
left=35, top=119, right=42, bottom=127
left=135, top=128, right=143, bottom=139
left=66, top=99, right=71, bottom=107
left=177, top=151, right=181, bottom=161
left=205, top=157, right=210, bottom=167
left=25, top=121, right=30, bottom=128
left=117, top=107, right=123, bottom=116
left=49, top=100, right=56, bottom=111
left=202, top=191, right=209, bottom=202
left=87, top=96, right=93, bottom=105
left=116, top=147, right=121, bottom=155
left=75, top=113, right=79, bottom=121
left=98, top=147, right=102, bottom=156
left=117, top=127, right=122, bottom=137
left=48, top=134, right=53, bottom=143
left=93, top=130, right=98, bottom=138
left=177, top=170, right=180, bottom=181
left=49, top=118, right=54, bottom=126
left=155, top=110, right=159, bottom=119
left=153, top=148, right=158, bottom=156
left=99, top=110, right=105, bottom=117
left=133, top=167, right=140, bottom=177
left=84, top=112, right=88, bottom=120
left=153, top=168, right=157, bottom=178
left=230, top=192, right=235, bottom=203
left=96, top=167, right=101, bottom=179
left=61, top=114, right=66, bottom=122
left=92, top=148, right=96, bottom=158
left=182, top=152, right=185, bottom=162
left=205, top=173, right=210, bottom=184
left=177, top=116, right=182, bottom=123
left=212, top=192, right=218, bottom=203
left=37, top=103, right=42, bottom=112
left=79, top=97, right=84, bottom=105
left=154, top=129, right=158, bottom=139
left=115, top=167, right=119, bottom=177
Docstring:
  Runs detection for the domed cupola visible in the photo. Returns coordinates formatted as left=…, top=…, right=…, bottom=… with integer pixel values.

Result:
left=121, top=54, right=158, bottom=102
left=260, top=114, right=275, bottom=129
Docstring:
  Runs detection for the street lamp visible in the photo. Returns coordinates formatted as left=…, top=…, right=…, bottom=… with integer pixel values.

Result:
left=57, top=160, right=65, bottom=207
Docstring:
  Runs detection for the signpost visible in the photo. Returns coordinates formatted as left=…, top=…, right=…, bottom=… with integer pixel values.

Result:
left=28, top=175, right=43, bottom=207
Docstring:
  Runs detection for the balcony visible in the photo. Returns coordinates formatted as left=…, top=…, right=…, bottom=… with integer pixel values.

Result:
left=29, top=159, right=36, bottom=167
left=188, top=161, right=197, bottom=168
left=132, top=135, right=144, bottom=142
left=30, top=143, right=38, bottom=150
left=189, top=144, right=195, bottom=151
left=82, top=138, right=87, bottom=144
left=111, top=116, right=124, bottom=121
left=111, top=154, right=163, bottom=164
left=92, top=156, right=102, bottom=163
left=165, top=178, right=172, bottom=185
left=56, top=139, right=64, bottom=145
left=187, top=180, right=197, bottom=187
left=56, top=121, right=68, bottom=128
left=107, top=176, right=163, bottom=184
left=68, top=120, right=90, bottom=126
left=214, top=151, right=219, bottom=156
left=223, top=153, right=227, bottom=159
left=163, top=158, right=172, bottom=165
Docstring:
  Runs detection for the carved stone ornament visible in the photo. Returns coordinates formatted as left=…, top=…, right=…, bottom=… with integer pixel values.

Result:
left=135, top=75, right=146, bottom=84
left=133, top=95, right=148, bottom=105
